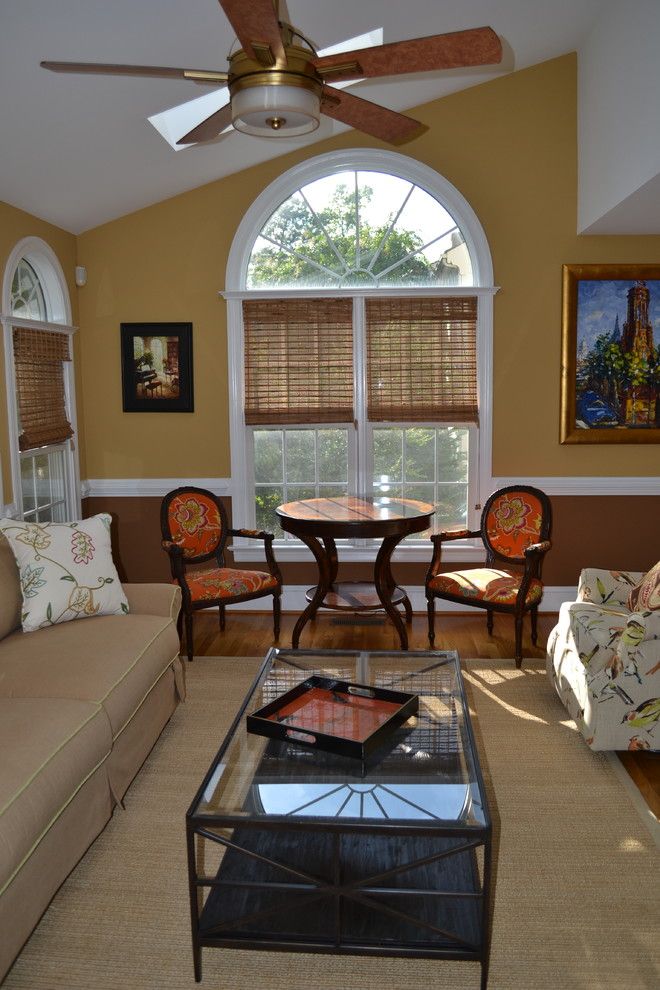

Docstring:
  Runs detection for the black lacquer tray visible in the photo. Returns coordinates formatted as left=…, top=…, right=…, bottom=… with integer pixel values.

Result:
left=247, top=675, right=418, bottom=760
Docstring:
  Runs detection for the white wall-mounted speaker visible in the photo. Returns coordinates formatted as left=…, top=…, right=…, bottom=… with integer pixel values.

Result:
left=75, top=265, right=87, bottom=287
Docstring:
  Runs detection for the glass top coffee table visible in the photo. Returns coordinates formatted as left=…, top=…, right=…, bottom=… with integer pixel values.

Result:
left=186, top=648, right=494, bottom=989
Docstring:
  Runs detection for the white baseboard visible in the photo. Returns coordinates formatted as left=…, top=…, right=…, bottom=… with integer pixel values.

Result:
left=222, top=585, right=576, bottom=614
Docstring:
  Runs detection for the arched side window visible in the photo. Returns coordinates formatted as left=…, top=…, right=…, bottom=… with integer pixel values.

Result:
left=1, top=237, right=80, bottom=521
left=224, top=150, right=496, bottom=562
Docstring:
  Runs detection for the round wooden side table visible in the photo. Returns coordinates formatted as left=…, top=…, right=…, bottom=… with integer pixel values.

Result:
left=276, top=495, right=435, bottom=650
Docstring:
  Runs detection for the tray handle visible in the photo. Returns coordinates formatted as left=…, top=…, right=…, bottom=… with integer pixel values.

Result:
left=347, top=685, right=376, bottom=699
left=285, top=728, right=317, bottom=744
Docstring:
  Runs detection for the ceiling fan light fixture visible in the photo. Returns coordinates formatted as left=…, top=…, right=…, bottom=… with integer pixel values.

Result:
left=231, top=82, right=320, bottom=137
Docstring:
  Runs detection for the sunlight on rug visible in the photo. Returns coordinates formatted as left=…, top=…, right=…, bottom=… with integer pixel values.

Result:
left=4, top=657, right=659, bottom=990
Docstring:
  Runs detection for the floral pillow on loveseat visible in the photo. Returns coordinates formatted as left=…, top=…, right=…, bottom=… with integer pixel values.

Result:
left=0, top=513, right=129, bottom=632
left=627, top=561, right=660, bottom=613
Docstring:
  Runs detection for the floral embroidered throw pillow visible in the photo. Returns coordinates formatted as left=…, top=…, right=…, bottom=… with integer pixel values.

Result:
left=0, top=513, right=129, bottom=632
left=627, top=561, right=660, bottom=613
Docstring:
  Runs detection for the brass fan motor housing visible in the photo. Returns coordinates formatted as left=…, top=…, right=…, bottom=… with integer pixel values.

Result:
left=228, top=44, right=323, bottom=102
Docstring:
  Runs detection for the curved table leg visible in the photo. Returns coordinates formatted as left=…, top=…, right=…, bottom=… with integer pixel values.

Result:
left=291, top=532, right=333, bottom=649
left=324, top=537, right=339, bottom=585
left=401, top=592, right=413, bottom=625
left=378, top=534, right=412, bottom=626
left=374, top=533, right=409, bottom=650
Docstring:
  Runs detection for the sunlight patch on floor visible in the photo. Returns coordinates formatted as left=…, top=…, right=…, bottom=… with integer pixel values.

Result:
left=619, top=836, right=647, bottom=853
left=462, top=669, right=548, bottom=723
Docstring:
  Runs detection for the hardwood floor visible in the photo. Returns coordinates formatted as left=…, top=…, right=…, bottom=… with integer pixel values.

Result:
left=192, top=609, right=659, bottom=819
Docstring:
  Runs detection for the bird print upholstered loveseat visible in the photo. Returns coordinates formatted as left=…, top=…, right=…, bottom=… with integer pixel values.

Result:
left=546, top=565, right=659, bottom=751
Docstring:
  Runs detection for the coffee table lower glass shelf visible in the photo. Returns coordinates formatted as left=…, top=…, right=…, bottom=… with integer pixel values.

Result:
left=186, top=649, right=494, bottom=990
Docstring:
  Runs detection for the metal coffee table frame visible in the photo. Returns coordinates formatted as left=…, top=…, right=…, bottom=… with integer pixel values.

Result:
left=186, top=649, right=494, bottom=989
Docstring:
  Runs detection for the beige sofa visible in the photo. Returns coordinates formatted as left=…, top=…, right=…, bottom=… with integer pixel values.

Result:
left=0, top=535, right=184, bottom=982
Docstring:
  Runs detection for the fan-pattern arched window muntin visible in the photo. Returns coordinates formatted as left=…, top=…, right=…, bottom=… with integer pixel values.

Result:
left=247, top=169, right=473, bottom=290
left=10, top=259, right=47, bottom=320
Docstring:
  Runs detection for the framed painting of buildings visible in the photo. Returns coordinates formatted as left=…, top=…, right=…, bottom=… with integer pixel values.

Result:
left=561, top=264, right=660, bottom=443
left=120, top=322, right=194, bottom=412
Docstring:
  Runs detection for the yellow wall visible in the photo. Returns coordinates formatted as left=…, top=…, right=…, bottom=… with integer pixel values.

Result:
left=15, top=54, right=660, bottom=485
left=0, top=201, right=83, bottom=503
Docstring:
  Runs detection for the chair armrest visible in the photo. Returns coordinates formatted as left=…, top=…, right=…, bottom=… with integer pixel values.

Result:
left=577, top=568, right=642, bottom=606
left=122, top=583, right=181, bottom=621
left=426, top=530, right=482, bottom=583
left=229, top=528, right=274, bottom=541
left=431, top=529, right=481, bottom=545
left=524, top=540, right=551, bottom=559
left=161, top=538, right=184, bottom=555
left=228, top=529, right=282, bottom=585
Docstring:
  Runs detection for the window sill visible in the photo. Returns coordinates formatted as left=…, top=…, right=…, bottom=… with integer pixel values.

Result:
left=230, top=540, right=485, bottom=564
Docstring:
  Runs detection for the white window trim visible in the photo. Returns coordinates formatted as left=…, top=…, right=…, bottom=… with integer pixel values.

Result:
left=222, top=149, right=497, bottom=562
left=1, top=237, right=81, bottom=520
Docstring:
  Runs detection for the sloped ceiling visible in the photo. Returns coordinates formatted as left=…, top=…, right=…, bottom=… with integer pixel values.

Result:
left=1, top=0, right=655, bottom=235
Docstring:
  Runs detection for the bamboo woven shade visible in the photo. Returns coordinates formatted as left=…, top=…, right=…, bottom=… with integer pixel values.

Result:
left=366, top=297, right=478, bottom=423
left=243, top=298, right=354, bottom=425
left=12, top=327, right=73, bottom=450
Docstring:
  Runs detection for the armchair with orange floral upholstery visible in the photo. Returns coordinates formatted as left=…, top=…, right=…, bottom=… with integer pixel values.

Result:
left=425, top=485, right=552, bottom=668
left=161, top=486, right=282, bottom=661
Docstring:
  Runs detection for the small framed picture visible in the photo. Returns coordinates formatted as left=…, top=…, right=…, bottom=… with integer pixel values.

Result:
left=561, top=264, right=660, bottom=443
left=120, top=322, right=193, bottom=413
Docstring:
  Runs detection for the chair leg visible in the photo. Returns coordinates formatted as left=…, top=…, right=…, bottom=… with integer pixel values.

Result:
left=531, top=606, right=539, bottom=645
left=486, top=609, right=494, bottom=636
left=514, top=614, right=523, bottom=669
left=218, top=605, right=226, bottom=632
left=184, top=612, right=194, bottom=663
left=273, top=593, right=281, bottom=640
left=427, top=596, right=435, bottom=644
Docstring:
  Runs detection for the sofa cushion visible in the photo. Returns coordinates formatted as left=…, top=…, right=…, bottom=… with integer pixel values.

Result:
left=0, top=535, right=22, bottom=641
left=627, top=561, right=660, bottom=612
left=0, top=698, right=112, bottom=897
left=0, top=514, right=129, bottom=633
left=0, top=613, right=180, bottom=739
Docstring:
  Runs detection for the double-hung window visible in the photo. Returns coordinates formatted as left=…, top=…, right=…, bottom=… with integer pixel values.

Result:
left=225, top=151, right=495, bottom=559
left=2, top=240, right=80, bottom=521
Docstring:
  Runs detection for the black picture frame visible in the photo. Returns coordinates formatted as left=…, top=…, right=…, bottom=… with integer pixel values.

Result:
left=120, top=322, right=193, bottom=412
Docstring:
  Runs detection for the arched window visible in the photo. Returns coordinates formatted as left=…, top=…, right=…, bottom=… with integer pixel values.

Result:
left=2, top=238, right=80, bottom=521
left=247, top=169, right=472, bottom=289
left=225, top=150, right=495, bottom=561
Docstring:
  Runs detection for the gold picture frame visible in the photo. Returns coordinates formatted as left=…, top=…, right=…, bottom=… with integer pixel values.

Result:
left=561, top=264, right=660, bottom=443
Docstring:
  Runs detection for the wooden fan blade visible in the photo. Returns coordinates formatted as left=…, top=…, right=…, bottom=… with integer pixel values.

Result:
left=177, top=102, right=234, bottom=145
left=313, top=26, right=502, bottom=83
left=40, top=61, right=228, bottom=84
left=219, top=0, right=286, bottom=66
left=321, top=86, right=426, bottom=145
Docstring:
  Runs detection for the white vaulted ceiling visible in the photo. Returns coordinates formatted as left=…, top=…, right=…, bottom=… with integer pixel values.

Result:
left=0, top=0, right=656, bottom=235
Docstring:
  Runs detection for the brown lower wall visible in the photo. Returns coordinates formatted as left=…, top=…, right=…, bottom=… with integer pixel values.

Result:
left=84, top=494, right=660, bottom=593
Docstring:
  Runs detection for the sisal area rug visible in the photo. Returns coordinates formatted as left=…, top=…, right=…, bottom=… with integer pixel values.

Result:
left=4, top=658, right=659, bottom=990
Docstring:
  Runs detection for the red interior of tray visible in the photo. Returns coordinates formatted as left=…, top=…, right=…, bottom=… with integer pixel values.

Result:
left=265, top=687, right=402, bottom=743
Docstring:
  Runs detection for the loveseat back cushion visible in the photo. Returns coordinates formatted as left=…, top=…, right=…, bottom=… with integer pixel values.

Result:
left=0, top=535, right=22, bottom=640
left=0, top=514, right=129, bottom=633
left=627, top=561, right=660, bottom=612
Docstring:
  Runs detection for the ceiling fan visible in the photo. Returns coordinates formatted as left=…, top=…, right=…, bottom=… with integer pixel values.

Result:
left=41, top=0, right=503, bottom=146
